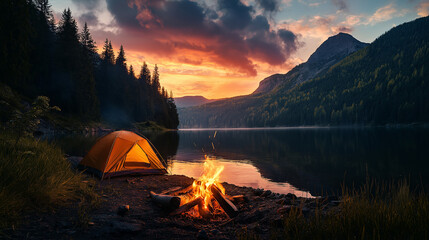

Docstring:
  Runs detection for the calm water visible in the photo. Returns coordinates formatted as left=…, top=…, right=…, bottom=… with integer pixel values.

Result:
left=52, top=127, right=429, bottom=197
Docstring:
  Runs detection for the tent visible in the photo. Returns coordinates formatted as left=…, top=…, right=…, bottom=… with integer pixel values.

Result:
left=78, top=130, right=167, bottom=179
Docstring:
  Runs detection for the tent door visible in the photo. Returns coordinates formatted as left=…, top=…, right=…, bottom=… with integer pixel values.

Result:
left=124, top=143, right=151, bottom=168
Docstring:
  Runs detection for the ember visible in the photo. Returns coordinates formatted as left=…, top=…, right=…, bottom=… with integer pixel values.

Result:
left=151, top=155, right=239, bottom=218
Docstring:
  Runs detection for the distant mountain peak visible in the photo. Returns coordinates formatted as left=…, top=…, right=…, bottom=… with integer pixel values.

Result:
left=174, top=95, right=216, bottom=108
left=307, top=32, right=367, bottom=64
left=253, top=33, right=368, bottom=94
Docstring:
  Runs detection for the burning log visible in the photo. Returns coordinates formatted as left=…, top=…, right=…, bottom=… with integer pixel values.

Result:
left=198, top=199, right=213, bottom=219
left=169, top=185, right=194, bottom=196
left=150, top=191, right=181, bottom=210
left=210, top=184, right=238, bottom=218
left=227, top=195, right=247, bottom=204
left=170, top=197, right=203, bottom=216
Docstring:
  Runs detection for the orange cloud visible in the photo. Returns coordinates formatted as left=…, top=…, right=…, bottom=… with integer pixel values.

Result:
left=417, top=2, right=429, bottom=17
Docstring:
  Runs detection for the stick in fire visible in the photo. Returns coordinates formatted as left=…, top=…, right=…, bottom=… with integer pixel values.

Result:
left=210, top=184, right=239, bottom=218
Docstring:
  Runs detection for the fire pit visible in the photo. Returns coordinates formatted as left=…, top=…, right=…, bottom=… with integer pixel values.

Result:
left=150, top=156, right=242, bottom=219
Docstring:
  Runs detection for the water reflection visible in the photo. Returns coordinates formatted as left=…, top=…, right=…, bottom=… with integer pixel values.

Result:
left=171, top=127, right=429, bottom=196
left=49, top=127, right=429, bottom=197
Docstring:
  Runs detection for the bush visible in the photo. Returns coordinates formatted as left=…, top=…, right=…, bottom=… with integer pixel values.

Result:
left=0, top=133, right=96, bottom=229
left=277, top=179, right=429, bottom=239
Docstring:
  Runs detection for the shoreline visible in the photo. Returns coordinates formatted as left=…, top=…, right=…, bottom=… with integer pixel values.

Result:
left=7, top=171, right=333, bottom=239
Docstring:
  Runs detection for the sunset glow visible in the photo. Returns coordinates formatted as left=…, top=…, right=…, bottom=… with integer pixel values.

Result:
left=51, top=0, right=426, bottom=98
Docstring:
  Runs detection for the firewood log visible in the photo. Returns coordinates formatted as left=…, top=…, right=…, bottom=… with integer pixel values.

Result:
left=150, top=191, right=181, bottom=210
left=170, top=197, right=202, bottom=216
left=169, top=185, right=193, bottom=196
left=198, top=199, right=213, bottom=219
left=227, top=195, right=247, bottom=204
left=210, top=185, right=239, bottom=218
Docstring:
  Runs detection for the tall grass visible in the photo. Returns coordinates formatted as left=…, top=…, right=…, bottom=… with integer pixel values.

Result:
left=277, top=179, right=429, bottom=239
left=0, top=133, right=97, bottom=229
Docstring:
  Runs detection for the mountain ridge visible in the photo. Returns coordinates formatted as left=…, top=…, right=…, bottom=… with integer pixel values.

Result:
left=179, top=16, right=429, bottom=128
left=174, top=96, right=217, bottom=108
left=253, top=32, right=368, bottom=94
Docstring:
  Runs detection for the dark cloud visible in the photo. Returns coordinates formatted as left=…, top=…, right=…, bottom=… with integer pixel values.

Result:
left=72, top=0, right=101, bottom=10
left=102, top=0, right=300, bottom=76
left=336, top=26, right=353, bottom=33
left=79, top=12, right=98, bottom=26
left=248, top=15, right=270, bottom=32
left=218, top=0, right=253, bottom=30
left=331, top=0, right=348, bottom=11
left=278, top=29, right=299, bottom=54
left=256, top=0, right=280, bottom=13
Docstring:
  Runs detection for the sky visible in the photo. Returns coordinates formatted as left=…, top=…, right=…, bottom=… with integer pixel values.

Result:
left=50, top=0, right=429, bottom=99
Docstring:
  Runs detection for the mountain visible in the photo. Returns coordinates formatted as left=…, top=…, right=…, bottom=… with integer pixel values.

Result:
left=179, top=16, right=429, bottom=128
left=253, top=33, right=368, bottom=94
left=174, top=96, right=216, bottom=108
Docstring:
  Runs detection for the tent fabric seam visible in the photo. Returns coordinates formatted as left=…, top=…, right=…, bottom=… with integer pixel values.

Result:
left=101, top=134, right=120, bottom=179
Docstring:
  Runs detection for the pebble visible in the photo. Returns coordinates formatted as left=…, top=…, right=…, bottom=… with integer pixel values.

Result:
left=117, top=205, right=130, bottom=216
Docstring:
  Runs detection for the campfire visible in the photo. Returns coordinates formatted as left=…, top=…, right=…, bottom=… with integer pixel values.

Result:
left=150, top=156, right=242, bottom=218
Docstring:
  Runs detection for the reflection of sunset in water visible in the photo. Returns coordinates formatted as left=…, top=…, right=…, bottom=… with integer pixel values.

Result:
left=169, top=158, right=314, bottom=198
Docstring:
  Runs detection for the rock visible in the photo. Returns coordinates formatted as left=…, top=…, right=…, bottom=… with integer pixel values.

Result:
left=261, top=190, right=272, bottom=197
left=197, top=229, right=209, bottom=240
left=117, top=205, right=130, bottom=216
left=286, top=193, right=297, bottom=199
left=254, top=188, right=264, bottom=196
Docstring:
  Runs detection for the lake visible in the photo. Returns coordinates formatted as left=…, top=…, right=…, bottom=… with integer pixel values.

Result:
left=52, top=127, right=429, bottom=197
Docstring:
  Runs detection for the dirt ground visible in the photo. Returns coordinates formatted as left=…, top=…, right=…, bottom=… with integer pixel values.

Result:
left=7, top=162, right=339, bottom=240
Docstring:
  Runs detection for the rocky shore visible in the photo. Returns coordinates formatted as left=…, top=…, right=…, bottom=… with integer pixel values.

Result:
left=8, top=172, right=340, bottom=239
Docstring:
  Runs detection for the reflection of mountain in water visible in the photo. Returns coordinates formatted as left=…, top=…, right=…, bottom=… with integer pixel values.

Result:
left=176, top=128, right=429, bottom=195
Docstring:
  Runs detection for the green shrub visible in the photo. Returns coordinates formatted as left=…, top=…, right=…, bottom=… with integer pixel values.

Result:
left=0, top=133, right=96, bottom=229
left=277, top=179, right=429, bottom=239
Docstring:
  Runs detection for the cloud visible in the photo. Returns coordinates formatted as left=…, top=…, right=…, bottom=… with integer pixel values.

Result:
left=367, top=3, right=398, bottom=25
left=331, top=0, right=347, bottom=11
left=417, top=2, right=429, bottom=17
left=256, top=0, right=281, bottom=13
left=72, top=0, right=101, bottom=10
left=96, top=0, right=301, bottom=77
left=282, top=15, right=350, bottom=40
left=218, top=0, right=253, bottom=30
left=79, top=12, right=99, bottom=25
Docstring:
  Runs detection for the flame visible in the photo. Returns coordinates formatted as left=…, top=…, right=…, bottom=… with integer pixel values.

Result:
left=192, top=155, right=225, bottom=208
left=181, top=155, right=225, bottom=216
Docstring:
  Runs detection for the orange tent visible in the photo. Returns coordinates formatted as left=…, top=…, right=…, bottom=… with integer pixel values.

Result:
left=79, top=131, right=167, bottom=179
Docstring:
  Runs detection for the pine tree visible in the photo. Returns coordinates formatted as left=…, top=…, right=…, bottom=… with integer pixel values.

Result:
left=34, top=0, right=55, bottom=31
left=101, top=39, right=115, bottom=65
left=139, top=62, right=151, bottom=85
left=152, top=64, right=161, bottom=93
left=129, top=65, right=135, bottom=78
left=80, top=22, right=97, bottom=57
left=115, top=45, right=127, bottom=70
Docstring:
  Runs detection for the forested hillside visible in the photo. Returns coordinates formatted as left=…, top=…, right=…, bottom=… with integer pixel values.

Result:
left=0, top=0, right=179, bottom=129
left=179, top=16, right=429, bottom=127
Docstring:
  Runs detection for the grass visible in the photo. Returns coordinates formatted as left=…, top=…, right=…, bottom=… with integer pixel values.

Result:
left=273, top=179, right=429, bottom=239
left=0, top=132, right=98, bottom=229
